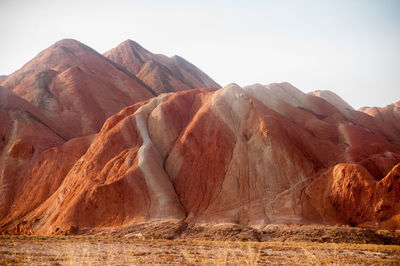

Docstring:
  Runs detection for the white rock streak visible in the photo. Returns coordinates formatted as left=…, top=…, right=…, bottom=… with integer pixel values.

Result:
left=135, top=94, right=184, bottom=219
left=211, top=83, right=247, bottom=133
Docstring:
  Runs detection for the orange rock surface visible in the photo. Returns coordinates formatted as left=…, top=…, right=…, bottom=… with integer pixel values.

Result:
left=0, top=87, right=65, bottom=222
left=0, top=40, right=399, bottom=235
left=1, top=80, right=399, bottom=234
left=0, top=39, right=221, bottom=234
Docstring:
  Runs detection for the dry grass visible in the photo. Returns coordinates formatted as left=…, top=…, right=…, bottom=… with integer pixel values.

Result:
left=0, top=235, right=399, bottom=265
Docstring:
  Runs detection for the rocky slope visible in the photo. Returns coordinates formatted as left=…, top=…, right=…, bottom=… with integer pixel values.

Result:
left=104, top=40, right=220, bottom=93
left=0, top=86, right=66, bottom=221
left=1, top=81, right=399, bottom=235
left=0, top=39, right=220, bottom=233
left=0, top=39, right=156, bottom=140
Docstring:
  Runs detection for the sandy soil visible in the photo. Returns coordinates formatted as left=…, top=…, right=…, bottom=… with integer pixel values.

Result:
left=1, top=236, right=399, bottom=265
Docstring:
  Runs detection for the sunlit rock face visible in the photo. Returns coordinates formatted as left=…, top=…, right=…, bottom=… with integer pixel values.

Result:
left=0, top=39, right=221, bottom=234
left=1, top=79, right=399, bottom=234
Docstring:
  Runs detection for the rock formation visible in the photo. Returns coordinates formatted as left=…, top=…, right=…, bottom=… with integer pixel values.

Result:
left=0, top=86, right=66, bottom=221
left=0, top=39, right=220, bottom=234
left=0, top=39, right=399, bottom=235
left=104, top=40, right=220, bottom=93
left=0, top=39, right=157, bottom=140
left=1, top=79, right=399, bottom=234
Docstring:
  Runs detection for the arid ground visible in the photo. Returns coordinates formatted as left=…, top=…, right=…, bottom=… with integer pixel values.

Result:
left=1, top=236, right=400, bottom=265
left=1, top=223, right=400, bottom=265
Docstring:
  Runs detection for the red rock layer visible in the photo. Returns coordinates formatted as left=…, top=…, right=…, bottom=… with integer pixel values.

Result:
left=0, top=39, right=156, bottom=227
left=0, top=87, right=66, bottom=221
left=104, top=40, right=220, bottom=93
left=0, top=39, right=222, bottom=233
left=1, top=82, right=399, bottom=234
left=0, top=39, right=156, bottom=140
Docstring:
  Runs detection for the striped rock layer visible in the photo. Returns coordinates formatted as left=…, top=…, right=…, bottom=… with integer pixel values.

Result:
left=1, top=82, right=399, bottom=234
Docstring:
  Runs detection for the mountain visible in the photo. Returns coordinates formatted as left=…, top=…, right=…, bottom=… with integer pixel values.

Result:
left=104, top=40, right=220, bottom=93
left=0, top=39, right=221, bottom=232
left=0, top=39, right=157, bottom=140
left=1, top=81, right=399, bottom=235
left=0, top=39, right=157, bottom=223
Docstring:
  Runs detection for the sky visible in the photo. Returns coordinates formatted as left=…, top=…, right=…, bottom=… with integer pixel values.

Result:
left=0, top=0, right=399, bottom=109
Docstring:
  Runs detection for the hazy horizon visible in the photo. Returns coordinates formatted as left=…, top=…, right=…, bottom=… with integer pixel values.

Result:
left=1, top=0, right=399, bottom=109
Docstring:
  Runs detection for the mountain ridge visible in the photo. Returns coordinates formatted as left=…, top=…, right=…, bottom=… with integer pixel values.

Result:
left=0, top=39, right=399, bottom=235
left=1, top=81, right=399, bottom=234
left=104, top=39, right=220, bottom=93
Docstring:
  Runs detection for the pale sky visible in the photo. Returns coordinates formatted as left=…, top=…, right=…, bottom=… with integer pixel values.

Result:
left=1, top=0, right=399, bottom=109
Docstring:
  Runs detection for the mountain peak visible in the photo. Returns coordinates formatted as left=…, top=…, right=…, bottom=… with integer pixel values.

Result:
left=115, top=39, right=152, bottom=57
left=104, top=40, right=220, bottom=91
left=121, top=39, right=144, bottom=48
left=54, top=38, right=82, bottom=46
left=50, top=39, right=95, bottom=52
left=103, top=39, right=153, bottom=75
left=309, top=90, right=354, bottom=115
